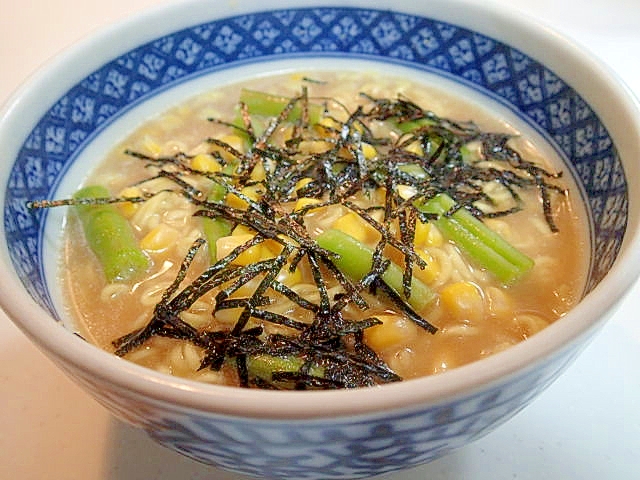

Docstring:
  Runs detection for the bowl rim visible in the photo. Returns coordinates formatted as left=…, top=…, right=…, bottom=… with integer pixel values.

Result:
left=2, top=0, right=640, bottom=421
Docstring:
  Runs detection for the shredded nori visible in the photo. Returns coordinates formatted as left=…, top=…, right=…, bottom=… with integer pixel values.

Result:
left=28, top=84, right=567, bottom=389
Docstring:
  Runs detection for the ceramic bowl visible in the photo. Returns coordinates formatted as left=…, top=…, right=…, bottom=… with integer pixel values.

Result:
left=1, top=0, right=640, bottom=479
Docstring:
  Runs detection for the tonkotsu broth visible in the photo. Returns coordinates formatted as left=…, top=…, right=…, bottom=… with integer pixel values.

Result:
left=62, top=71, right=588, bottom=386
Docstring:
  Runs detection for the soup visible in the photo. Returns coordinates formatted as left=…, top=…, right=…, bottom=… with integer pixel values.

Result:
left=58, top=71, right=588, bottom=389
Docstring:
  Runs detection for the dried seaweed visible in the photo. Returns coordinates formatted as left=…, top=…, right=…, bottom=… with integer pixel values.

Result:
left=29, top=84, right=568, bottom=390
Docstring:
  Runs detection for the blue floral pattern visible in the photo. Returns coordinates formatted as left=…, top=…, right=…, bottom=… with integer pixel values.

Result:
left=65, top=340, right=582, bottom=480
left=6, top=7, right=626, bottom=315
left=2, top=7, right=628, bottom=478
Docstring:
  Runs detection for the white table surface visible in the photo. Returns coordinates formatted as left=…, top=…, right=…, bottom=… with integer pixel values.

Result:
left=1, top=1, right=639, bottom=479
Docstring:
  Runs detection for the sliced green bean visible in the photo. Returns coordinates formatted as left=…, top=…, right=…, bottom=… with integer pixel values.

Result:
left=418, top=193, right=534, bottom=284
left=202, top=182, right=232, bottom=263
left=240, top=88, right=323, bottom=124
left=246, top=354, right=324, bottom=381
left=73, top=185, right=149, bottom=282
left=315, top=228, right=435, bottom=312
left=398, top=163, right=428, bottom=179
left=395, top=118, right=436, bottom=133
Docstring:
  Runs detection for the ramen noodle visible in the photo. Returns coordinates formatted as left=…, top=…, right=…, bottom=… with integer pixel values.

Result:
left=57, top=71, right=588, bottom=389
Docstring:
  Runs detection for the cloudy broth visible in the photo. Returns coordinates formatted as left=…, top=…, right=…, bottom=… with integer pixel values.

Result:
left=62, top=71, right=589, bottom=387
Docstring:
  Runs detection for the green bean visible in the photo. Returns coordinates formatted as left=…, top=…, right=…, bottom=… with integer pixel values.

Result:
left=73, top=185, right=149, bottom=282
left=240, top=88, right=323, bottom=124
left=246, top=354, right=324, bottom=381
left=417, top=193, right=534, bottom=284
left=315, top=228, right=435, bottom=312
left=395, top=118, right=435, bottom=133
left=202, top=182, right=232, bottom=263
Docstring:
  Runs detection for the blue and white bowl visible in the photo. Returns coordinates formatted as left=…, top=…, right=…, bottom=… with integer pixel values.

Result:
left=1, top=1, right=640, bottom=478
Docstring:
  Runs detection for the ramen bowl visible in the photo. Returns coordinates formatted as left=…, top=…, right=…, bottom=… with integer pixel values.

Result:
left=1, top=0, right=639, bottom=478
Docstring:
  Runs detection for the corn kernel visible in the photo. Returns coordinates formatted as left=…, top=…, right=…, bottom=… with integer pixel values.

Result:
left=118, top=186, right=142, bottom=218
left=414, top=220, right=444, bottom=247
left=277, top=262, right=303, bottom=287
left=439, top=281, right=484, bottom=323
left=216, top=233, right=273, bottom=266
left=352, top=121, right=365, bottom=135
left=280, top=125, right=295, bottom=143
left=405, top=141, right=423, bottom=156
left=141, top=224, right=180, bottom=252
left=318, top=117, right=340, bottom=128
left=362, top=143, right=377, bottom=160
left=294, top=197, right=322, bottom=212
left=192, top=154, right=222, bottom=173
left=276, top=233, right=299, bottom=248
left=364, top=314, right=418, bottom=351
left=397, top=185, right=417, bottom=200
left=263, top=238, right=284, bottom=256
left=211, top=134, right=244, bottom=162
left=250, top=160, right=266, bottom=181
left=141, top=136, right=162, bottom=156
left=413, top=249, right=439, bottom=285
left=300, top=140, right=332, bottom=154
left=294, top=177, right=314, bottom=192
left=230, top=232, right=283, bottom=257
left=315, top=117, right=341, bottom=135
left=232, top=224, right=257, bottom=236
left=331, top=212, right=380, bottom=244
left=226, top=185, right=262, bottom=210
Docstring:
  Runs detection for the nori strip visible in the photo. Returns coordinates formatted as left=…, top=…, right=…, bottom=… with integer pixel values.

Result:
left=29, top=83, right=568, bottom=389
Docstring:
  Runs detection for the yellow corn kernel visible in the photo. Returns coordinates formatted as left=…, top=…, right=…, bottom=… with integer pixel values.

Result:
left=216, top=233, right=273, bottom=266
left=294, top=197, right=322, bottom=212
left=315, top=117, right=341, bottom=135
left=141, top=136, right=163, bottom=156
left=192, top=154, right=222, bottom=173
left=413, top=249, right=439, bottom=285
left=414, top=220, right=444, bottom=247
left=250, top=160, right=266, bottom=182
left=276, top=233, right=299, bottom=249
left=232, top=224, right=257, bottom=236
left=294, top=177, right=314, bottom=192
left=263, top=238, right=284, bottom=256
left=300, top=140, right=332, bottom=154
left=211, top=134, right=244, bottom=162
left=277, top=262, right=303, bottom=287
left=280, top=125, right=295, bottom=143
left=141, top=224, right=180, bottom=252
left=364, top=314, right=418, bottom=351
left=318, top=117, right=340, bottom=128
left=223, top=134, right=245, bottom=150
left=396, top=184, right=417, bottom=200
left=405, top=141, right=423, bottom=156
left=118, top=186, right=142, bottom=218
left=226, top=185, right=262, bottom=210
left=439, top=281, right=484, bottom=323
left=361, top=142, right=377, bottom=160
left=331, top=212, right=379, bottom=244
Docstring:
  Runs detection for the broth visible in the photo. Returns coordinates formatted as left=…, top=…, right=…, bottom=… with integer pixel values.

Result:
left=61, top=71, right=589, bottom=387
